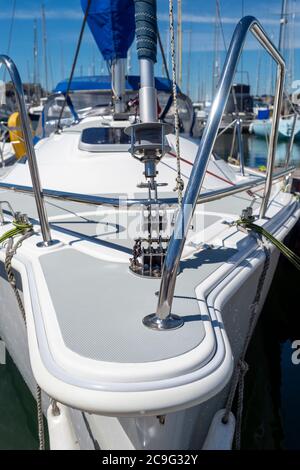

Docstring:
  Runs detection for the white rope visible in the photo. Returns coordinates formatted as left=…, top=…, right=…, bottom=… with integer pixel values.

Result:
left=169, top=0, right=184, bottom=206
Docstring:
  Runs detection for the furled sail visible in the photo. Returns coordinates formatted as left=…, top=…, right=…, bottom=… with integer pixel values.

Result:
left=134, top=0, right=157, bottom=62
left=81, top=0, right=135, bottom=61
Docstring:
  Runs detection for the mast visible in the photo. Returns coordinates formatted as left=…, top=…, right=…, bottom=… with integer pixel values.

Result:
left=91, top=49, right=96, bottom=76
left=186, top=30, right=192, bottom=97
left=212, top=0, right=220, bottom=99
left=278, top=0, right=290, bottom=112
left=212, top=0, right=227, bottom=99
left=267, top=51, right=273, bottom=97
left=33, top=18, right=40, bottom=101
left=161, top=34, right=165, bottom=76
left=256, top=49, right=262, bottom=97
left=27, top=60, right=31, bottom=83
left=3, top=0, right=16, bottom=82
left=41, top=3, right=49, bottom=93
left=166, top=29, right=170, bottom=76
left=60, top=41, right=65, bottom=79
left=240, top=0, right=244, bottom=111
left=33, top=19, right=38, bottom=86
left=112, top=59, right=126, bottom=113
left=127, top=46, right=132, bottom=74
left=278, top=0, right=288, bottom=52
left=284, top=0, right=295, bottom=93
left=197, top=61, right=201, bottom=102
left=289, top=1, right=296, bottom=88
left=49, top=54, right=54, bottom=92
left=26, top=60, right=31, bottom=102
left=177, top=0, right=182, bottom=88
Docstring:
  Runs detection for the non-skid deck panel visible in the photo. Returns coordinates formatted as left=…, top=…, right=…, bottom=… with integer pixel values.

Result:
left=39, top=246, right=237, bottom=363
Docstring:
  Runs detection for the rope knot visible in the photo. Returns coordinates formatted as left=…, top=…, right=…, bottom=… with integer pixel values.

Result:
left=174, top=176, right=184, bottom=192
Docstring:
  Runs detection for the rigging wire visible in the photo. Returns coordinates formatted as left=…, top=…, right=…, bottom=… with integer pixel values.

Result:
left=212, top=0, right=227, bottom=96
left=157, top=27, right=171, bottom=82
left=56, top=0, right=92, bottom=132
left=216, top=0, right=227, bottom=53
left=41, top=3, right=50, bottom=94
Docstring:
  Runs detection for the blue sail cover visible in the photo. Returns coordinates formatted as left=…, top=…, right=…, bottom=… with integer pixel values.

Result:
left=54, top=75, right=177, bottom=93
left=81, top=0, right=135, bottom=61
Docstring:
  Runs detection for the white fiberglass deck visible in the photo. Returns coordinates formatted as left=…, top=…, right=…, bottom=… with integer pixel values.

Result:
left=0, top=116, right=298, bottom=416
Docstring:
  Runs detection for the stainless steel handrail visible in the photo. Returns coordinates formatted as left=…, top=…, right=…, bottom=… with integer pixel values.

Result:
left=152, top=16, right=286, bottom=327
left=0, top=55, right=53, bottom=245
left=0, top=167, right=294, bottom=209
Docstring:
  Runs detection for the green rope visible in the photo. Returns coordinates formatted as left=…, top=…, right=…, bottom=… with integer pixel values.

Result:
left=0, top=220, right=33, bottom=245
left=237, top=219, right=300, bottom=271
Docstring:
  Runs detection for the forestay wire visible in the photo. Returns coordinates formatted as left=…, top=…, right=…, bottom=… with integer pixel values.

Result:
left=169, top=0, right=184, bottom=206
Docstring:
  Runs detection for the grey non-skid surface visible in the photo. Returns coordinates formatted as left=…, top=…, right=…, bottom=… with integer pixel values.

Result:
left=39, top=246, right=237, bottom=363
left=2, top=188, right=242, bottom=362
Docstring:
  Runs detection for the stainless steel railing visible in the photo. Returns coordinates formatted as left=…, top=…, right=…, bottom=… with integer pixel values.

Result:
left=152, top=16, right=286, bottom=327
left=0, top=166, right=294, bottom=208
left=0, top=55, right=53, bottom=246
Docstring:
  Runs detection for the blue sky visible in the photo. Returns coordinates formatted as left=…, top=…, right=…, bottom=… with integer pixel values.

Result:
left=0, top=0, right=298, bottom=99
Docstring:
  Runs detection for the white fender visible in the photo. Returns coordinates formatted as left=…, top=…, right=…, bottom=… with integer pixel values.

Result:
left=47, top=402, right=80, bottom=450
left=202, top=409, right=236, bottom=450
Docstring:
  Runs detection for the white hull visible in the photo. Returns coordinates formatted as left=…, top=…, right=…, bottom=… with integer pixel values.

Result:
left=0, top=199, right=298, bottom=449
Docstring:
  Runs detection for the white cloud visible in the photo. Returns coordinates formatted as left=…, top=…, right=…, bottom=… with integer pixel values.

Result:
left=0, top=9, right=82, bottom=20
